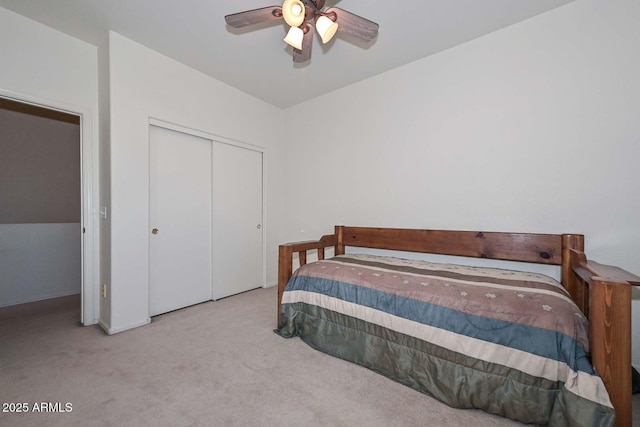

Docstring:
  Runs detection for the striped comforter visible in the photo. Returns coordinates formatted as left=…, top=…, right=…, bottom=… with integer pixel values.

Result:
left=278, top=254, right=614, bottom=427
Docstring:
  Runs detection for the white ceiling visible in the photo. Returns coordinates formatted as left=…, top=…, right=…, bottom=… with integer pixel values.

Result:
left=0, top=0, right=575, bottom=108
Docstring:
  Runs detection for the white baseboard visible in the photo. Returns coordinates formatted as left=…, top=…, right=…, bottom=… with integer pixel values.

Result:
left=0, top=291, right=80, bottom=308
left=101, top=317, right=151, bottom=335
left=98, top=319, right=111, bottom=334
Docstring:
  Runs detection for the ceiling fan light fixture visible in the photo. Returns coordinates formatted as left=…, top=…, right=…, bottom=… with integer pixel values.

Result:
left=284, top=26, right=304, bottom=50
left=315, top=15, right=339, bottom=44
left=282, top=0, right=305, bottom=27
left=225, top=4, right=379, bottom=63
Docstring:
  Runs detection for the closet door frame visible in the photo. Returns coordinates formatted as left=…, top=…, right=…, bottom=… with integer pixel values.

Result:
left=148, top=118, right=267, bottom=295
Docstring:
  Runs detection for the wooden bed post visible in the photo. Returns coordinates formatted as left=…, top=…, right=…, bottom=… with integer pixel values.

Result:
left=590, top=278, right=632, bottom=427
left=277, top=244, right=293, bottom=327
left=335, top=225, right=345, bottom=255
left=569, top=247, right=640, bottom=427
left=562, top=234, right=585, bottom=312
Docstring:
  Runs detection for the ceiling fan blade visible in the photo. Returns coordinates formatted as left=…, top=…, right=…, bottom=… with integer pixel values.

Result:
left=224, top=6, right=283, bottom=28
left=325, top=7, right=379, bottom=42
left=293, top=25, right=313, bottom=63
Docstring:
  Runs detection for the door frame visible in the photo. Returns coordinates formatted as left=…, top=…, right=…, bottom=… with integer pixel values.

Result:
left=0, top=88, right=99, bottom=325
left=148, top=118, right=267, bottom=294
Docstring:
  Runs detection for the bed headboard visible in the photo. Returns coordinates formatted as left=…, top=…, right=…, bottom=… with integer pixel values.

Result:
left=336, top=226, right=566, bottom=265
left=279, top=225, right=585, bottom=308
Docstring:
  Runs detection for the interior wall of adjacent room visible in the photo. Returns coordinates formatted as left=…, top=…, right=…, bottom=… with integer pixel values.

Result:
left=0, top=106, right=80, bottom=306
left=0, top=7, right=99, bottom=321
left=282, top=0, right=640, bottom=364
left=104, top=32, right=285, bottom=334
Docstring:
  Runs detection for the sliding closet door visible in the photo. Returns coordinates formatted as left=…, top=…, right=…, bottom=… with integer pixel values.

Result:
left=149, top=126, right=212, bottom=316
left=212, top=142, right=263, bottom=300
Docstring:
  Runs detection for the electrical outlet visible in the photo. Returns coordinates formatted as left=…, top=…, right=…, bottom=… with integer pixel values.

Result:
left=102, top=284, right=107, bottom=298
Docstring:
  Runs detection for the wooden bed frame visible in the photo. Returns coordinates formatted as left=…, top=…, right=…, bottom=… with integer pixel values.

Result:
left=278, top=226, right=640, bottom=427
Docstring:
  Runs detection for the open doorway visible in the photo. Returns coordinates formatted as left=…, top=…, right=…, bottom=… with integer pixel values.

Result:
left=0, top=97, right=81, bottom=317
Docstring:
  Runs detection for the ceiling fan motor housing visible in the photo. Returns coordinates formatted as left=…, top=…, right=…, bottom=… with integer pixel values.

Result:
left=300, top=0, right=327, bottom=24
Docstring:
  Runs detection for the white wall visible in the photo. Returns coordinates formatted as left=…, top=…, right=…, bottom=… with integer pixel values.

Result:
left=0, top=224, right=80, bottom=306
left=0, top=8, right=97, bottom=111
left=0, top=7, right=99, bottom=323
left=103, top=32, right=284, bottom=334
left=283, top=0, right=640, bottom=362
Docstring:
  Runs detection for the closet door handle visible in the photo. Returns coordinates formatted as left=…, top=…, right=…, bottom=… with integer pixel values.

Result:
left=257, top=224, right=261, bottom=230
left=152, top=228, right=159, bottom=235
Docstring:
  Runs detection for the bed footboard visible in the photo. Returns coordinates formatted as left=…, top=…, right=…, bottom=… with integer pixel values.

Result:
left=277, top=232, right=338, bottom=326
left=569, top=249, right=640, bottom=427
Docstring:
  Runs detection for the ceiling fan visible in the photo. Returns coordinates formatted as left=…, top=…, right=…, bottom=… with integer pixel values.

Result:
left=224, top=0, right=379, bottom=63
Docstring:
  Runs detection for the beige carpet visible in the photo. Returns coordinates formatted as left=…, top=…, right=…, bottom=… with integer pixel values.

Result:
left=1, top=287, right=638, bottom=427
